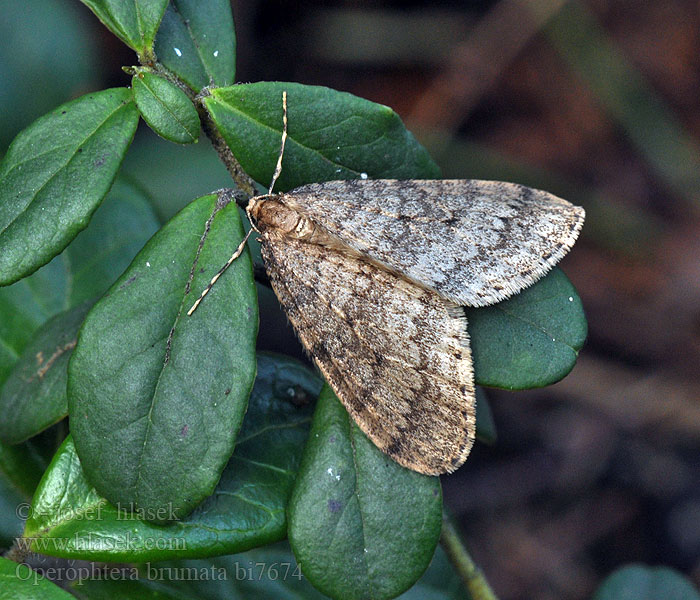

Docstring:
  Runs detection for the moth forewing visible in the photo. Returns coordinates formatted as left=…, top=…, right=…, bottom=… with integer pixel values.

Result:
left=278, top=179, right=585, bottom=307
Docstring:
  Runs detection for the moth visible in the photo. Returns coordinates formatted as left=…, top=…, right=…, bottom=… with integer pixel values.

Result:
left=191, top=94, right=585, bottom=476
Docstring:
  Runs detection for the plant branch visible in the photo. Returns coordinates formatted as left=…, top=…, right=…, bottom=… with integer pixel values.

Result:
left=441, top=513, right=499, bottom=600
left=140, top=61, right=258, bottom=201
left=195, top=91, right=257, bottom=198
left=3, top=537, right=29, bottom=564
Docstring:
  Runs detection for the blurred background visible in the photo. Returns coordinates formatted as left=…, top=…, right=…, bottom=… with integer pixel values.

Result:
left=1, top=1, right=699, bottom=598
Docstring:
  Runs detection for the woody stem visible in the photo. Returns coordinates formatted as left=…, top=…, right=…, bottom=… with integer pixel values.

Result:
left=196, top=100, right=257, bottom=202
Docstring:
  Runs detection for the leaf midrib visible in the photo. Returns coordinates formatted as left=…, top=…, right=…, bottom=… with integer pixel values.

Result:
left=349, top=424, right=375, bottom=600
left=176, top=4, right=214, bottom=84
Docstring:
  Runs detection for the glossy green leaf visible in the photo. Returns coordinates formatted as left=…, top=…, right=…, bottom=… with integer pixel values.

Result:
left=204, top=81, right=441, bottom=191
left=26, top=354, right=319, bottom=561
left=69, top=542, right=464, bottom=600
left=0, top=177, right=160, bottom=386
left=0, top=302, right=92, bottom=445
left=475, top=387, right=496, bottom=445
left=0, top=88, right=139, bottom=286
left=154, top=0, right=236, bottom=92
left=0, top=557, right=75, bottom=599
left=467, top=267, right=587, bottom=390
left=80, top=0, right=168, bottom=58
left=593, top=564, right=700, bottom=600
left=132, top=71, right=200, bottom=144
left=288, top=385, right=443, bottom=600
left=69, top=544, right=322, bottom=599
left=68, top=192, right=258, bottom=522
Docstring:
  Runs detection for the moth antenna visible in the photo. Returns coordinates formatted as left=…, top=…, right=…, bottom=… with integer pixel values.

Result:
left=187, top=228, right=253, bottom=316
left=268, top=90, right=288, bottom=195
left=190, top=92, right=287, bottom=316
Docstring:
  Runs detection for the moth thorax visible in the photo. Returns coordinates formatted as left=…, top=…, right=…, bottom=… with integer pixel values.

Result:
left=248, top=195, right=320, bottom=242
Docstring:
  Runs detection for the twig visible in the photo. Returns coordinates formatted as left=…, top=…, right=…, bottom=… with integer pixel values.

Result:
left=441, top=513, right=499, bottom=600
left=3, top=538, right=29, bottom=564
left=195, top=95, right=257, bottom=198
left=137, top=59, right=258, bottom=198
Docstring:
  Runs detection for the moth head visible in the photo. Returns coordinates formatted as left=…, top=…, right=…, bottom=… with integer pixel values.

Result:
left=247, top=194, right=312, bottom=239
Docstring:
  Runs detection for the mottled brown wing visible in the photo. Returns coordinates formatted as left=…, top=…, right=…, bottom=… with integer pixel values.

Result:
left=260, top=232, right=476, bottom=475
left=281, top=179, right=585, bottom=307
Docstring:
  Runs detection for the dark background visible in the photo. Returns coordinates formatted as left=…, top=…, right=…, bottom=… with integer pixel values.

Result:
left=1, top=1, right=699, bottom=598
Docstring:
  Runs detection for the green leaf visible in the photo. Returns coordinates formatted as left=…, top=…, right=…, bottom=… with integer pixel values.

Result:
left=69, top=543, right=324, bottom=599
left=68, top=191, right=258, bottom=523
left=80, top=0, right=168, bottom=58
left=204, top=81, right=441, bottom=191
left=475, top=387, right=496, bottom=445
left=593, top=564, right=700, bottom=600
left=71, top=579, right=183, bottom=600
left=69, top=542, right=464, bottom=599
left=0, top=557, right=75, bottom=599
left=154, top=0, right=236, bottom=92
left=26, top=354, right=320, bottom=561
left=0, top=177, right=160, bottom=386
left=288, top=385, right=443, bottom=600
left=0, top=302, right=92, bottom=445
left=467, top=267, right=587, bottom=390
left=132, top=71, right=200, bottom=144
left=0, top=88, right=139, bottom=286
